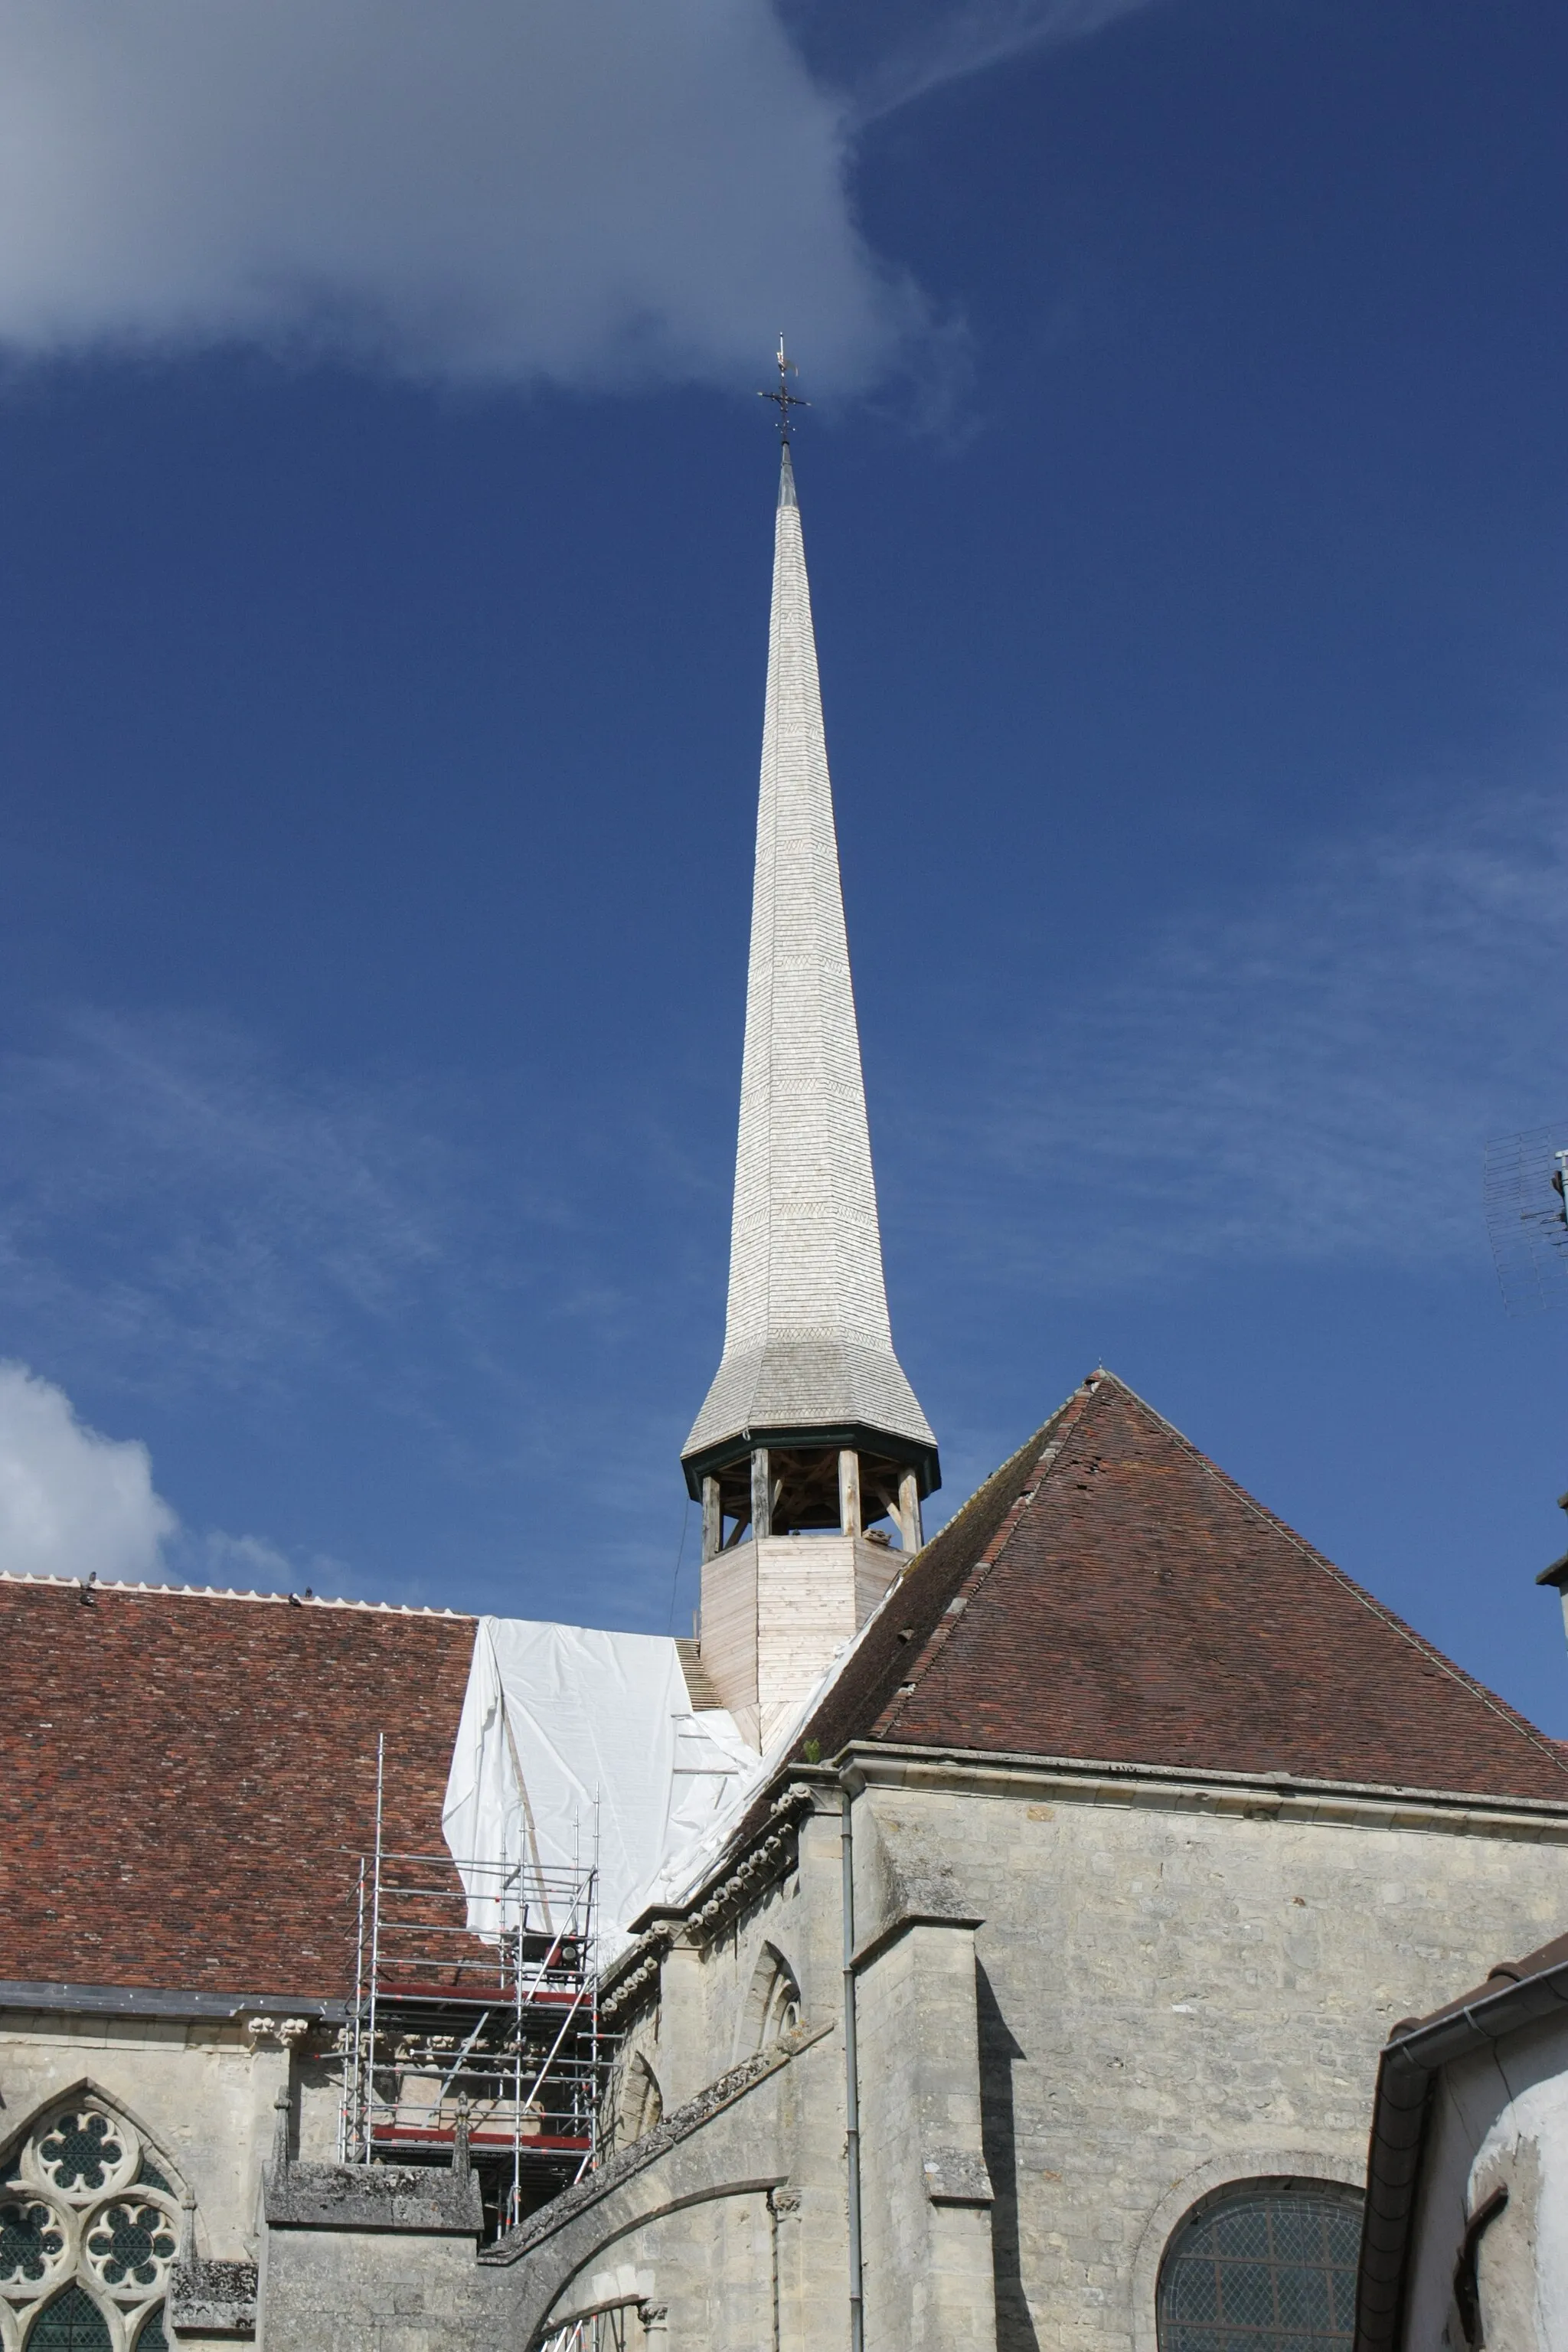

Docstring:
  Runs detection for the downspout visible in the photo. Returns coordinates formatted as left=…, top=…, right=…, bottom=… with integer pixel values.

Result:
left=841, top=1776, right=864, bottom=2352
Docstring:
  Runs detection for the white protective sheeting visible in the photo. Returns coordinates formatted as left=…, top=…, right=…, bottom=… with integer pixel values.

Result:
left=441, top=1617, right=758, bottom=1961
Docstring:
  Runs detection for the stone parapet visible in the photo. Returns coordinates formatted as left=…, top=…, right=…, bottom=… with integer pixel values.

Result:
left=169, top=2257, right=259, bottom=2337
left=263, top=2161, right=483, bottom=2236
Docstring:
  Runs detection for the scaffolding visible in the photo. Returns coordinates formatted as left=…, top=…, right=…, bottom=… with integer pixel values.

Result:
left=337, top=1742, right=613, bottom=2233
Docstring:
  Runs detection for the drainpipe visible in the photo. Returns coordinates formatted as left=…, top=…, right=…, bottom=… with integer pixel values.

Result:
left=840, top=1775, right=864, bottom=2352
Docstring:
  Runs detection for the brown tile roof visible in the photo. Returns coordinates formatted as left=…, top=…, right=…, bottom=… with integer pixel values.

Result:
left=799, top=1370, right=1568, bottom=1802
left=0, top=1577, right=475, bottom=2001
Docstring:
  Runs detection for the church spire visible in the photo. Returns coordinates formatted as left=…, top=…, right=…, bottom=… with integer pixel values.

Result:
left=682, top=397, right=938, bottom=1632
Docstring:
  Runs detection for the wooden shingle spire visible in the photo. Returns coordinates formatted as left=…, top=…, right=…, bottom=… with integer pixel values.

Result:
left=681, top=432, right=937, bottom=1533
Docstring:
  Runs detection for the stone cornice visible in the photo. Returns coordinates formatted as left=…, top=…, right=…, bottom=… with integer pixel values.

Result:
left=841, top=1742, right=1568, bottom=1841
left=603, top=1786, right=819, bottom=2020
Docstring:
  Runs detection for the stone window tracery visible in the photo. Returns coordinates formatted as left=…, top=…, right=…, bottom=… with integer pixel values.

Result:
left=1157, top=2179, right=1364, bottom=2352
left=0, top=2102, right=181, bottom=2352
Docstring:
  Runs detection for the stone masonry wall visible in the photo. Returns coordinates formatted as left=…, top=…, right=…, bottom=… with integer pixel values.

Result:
left=852, top=1773, right=1568, bottom=2352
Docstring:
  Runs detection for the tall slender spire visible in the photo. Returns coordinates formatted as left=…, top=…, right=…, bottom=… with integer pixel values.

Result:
left=681, top=434, right=938, bottom=1512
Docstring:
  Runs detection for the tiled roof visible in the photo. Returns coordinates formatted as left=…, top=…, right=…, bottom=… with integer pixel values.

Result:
left=798, top=1370, right=1568, bottom=1802
left=0, top=1578, right=475, bottom=2001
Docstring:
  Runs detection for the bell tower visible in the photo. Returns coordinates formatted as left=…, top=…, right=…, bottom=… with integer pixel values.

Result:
left=681, top=360, right=939, bottom=1749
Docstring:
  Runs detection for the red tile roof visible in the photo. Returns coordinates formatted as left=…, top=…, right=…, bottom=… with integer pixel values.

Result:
left=801, top=1371, right=1568, bottom=1802
left=7, top=1371, right=1563, bottom=2007
left=0, top=1579, right=475, bottom=2001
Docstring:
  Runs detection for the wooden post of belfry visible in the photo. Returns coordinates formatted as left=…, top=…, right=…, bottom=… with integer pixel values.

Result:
left=751, top=1448, right=773, bottom=1540
left=701, top=1475, right=722, bottom=1563
left=898, top=1468, right=923, bottom=1553
left=838, top=1449, right=862, bottom=1539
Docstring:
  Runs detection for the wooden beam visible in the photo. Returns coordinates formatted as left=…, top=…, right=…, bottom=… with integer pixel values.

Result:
left=838, top=1449, right=862, bottom=1539
left=701, top=1476, right=722, bottom=1564
left=897, top=1468, right=923, bottom=1553
left=751, top=1448, right=773, bottom=1540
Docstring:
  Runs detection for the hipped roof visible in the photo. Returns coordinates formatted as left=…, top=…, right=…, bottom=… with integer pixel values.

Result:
left=796, top=1370, right=1568, bottom=1802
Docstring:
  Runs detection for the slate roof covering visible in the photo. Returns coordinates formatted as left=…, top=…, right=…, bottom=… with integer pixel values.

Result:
left=0, top=1577, right=475, bottom=2001
left=796, top=1369, right=1568, bottom=1802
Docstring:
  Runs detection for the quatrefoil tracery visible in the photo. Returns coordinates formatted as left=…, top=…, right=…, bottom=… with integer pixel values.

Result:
left=1, top=2105, right=180, bottom=2330
left=0, top=2198, right=68, bottom=2291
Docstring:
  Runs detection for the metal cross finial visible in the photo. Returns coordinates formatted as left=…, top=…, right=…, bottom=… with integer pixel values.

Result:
left=760, top=334, right=809, bottom=441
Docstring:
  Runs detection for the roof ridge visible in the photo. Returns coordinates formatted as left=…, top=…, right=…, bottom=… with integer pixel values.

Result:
left=873, top=1376, right=1104, bottom=1739
left=1099, top=1374, right=1568, bottom=1781
left=0, top=1570, right=470, bottom=1619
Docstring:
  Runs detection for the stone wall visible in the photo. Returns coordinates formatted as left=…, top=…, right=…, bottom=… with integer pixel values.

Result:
left=8, top=1758, right=1566, bottom=2352
left=847, top=1759, right=1568, bottom=2352
left=0, top=2011, right=285, bottom=2267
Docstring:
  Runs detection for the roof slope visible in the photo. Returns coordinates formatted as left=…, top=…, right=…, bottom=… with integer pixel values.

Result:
left=0, top=1579, right=475, bottom=2001
left=799, top=1370, right=1568, bottom=1802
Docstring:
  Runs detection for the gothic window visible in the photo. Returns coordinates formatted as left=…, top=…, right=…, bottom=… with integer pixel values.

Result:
left=616, top=2056, right=663, bottom=2148
left=24, top=2286, right=111, bottom=2351
left=739, top=1944, right=802, bottom=2055
left=0, top=2100, right=181, bottom=2352
left=1157, top=2180, right=1364, bottom=2352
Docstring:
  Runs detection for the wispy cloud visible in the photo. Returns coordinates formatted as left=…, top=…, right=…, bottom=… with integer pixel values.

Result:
left=831, top=0, right=1164, bottom=126
left=0, top=1002, right=711, bottom=1557
left=910, top=787, right=1568, bottom=1295
left=0, top=1008, right=509, bottom=1397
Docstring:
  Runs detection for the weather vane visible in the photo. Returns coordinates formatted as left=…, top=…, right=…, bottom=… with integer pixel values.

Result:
left=760, top=335, right=809, bottom=442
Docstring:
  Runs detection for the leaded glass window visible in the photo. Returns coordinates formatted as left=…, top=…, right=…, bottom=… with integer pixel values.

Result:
left=28, top=2285, right=113, bottom=2350
left=1157, top=2180, right=1364, bottom=2352
left=0, top=2100, right=180, bottom=2352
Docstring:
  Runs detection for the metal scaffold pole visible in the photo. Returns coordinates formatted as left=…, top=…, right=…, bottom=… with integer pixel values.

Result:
left=333, top=1741, right=614, bottom=2235
left=365, top=1733, right=386, bottom=2167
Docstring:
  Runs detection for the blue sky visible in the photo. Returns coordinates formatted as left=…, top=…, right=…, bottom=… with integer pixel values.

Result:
left=3, top=0, right=1568, bottom=1730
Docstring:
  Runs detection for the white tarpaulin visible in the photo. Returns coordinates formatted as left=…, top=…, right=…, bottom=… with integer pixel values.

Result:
left=441, top=1617, right=759, bottom=1961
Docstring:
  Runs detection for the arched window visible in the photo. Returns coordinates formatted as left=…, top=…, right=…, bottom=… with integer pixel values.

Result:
left=0, top=2097, right=181, bottom=2352
left=738, top=1944, right=802, bottom=2055
left=616, top=2054, right=663, bottom=2148
left=1157, top=2179, right=1363, bottom=2352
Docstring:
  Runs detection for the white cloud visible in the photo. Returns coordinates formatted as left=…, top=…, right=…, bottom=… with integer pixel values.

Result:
left=0, top=0, right=925, bottom=388
left=0, top=1360, right=177, bottom=1579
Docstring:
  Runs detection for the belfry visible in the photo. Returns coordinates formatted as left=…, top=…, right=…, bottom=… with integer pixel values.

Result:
left=12, top=341, right=1568, bottom=2352
left=681, top=394, right=939, bottom=1749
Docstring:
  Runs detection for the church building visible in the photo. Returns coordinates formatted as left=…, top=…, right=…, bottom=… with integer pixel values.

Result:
left=4, top=410, right=1567, bottom=2352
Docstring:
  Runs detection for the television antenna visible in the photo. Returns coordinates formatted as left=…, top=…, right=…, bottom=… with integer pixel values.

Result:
left=1482, top=1122, right=1568, bottom=1317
